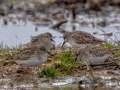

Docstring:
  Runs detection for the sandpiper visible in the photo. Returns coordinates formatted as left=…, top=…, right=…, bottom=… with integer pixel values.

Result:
left=26, top=32, right=55, bottom=50
left=62, top=31, right=104, bottom=47
left=13, top=46, right=50, bottom=72
left=74, top=46, right=116, bottom=82
left=74, top=46, right=115, bottom=65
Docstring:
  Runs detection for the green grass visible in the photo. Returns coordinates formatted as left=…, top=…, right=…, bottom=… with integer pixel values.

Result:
left=36, top=42, right=120, bottom=77
left=55, top=48, right=75, bottom=74
left=113, top=46, right=120, bottom=56
left=37, top=67, right=60, bottom=77
left=37, top=47, right=76, bottom=77
left=0, top=41, right=120, bottom=78
left=99, top=42, right=115, bottom=48
left=99, top=42, right=120, bottom=56
left=0, top=43, right=23, bottom=60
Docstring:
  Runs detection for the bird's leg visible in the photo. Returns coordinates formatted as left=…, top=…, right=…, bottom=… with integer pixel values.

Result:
left=84, top=61, right=96, bottom=83
left=20, top=64, right=33, bottom=75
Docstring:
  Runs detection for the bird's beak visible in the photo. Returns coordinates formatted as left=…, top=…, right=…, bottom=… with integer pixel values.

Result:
left=47, top=51, right=54, bottom=56
left=51, top=38, right=55, bottom=43
left=52, top=44, right=55, bottom=50
left=62, top=41, right=65, bottom=47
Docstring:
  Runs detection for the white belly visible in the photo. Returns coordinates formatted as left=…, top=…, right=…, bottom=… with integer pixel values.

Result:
left=15, top=54, right=47, bottom=67
left=82, top=54, right=111, bottom=65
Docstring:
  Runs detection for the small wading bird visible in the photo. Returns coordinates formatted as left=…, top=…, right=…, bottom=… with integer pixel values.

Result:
left=74, top=46, right=115, bottom=65
left=13, top=45, right=52, bottom=73
left=62, top=31, right=104, bottom=47
left=26, top=32, right=55, bottom=50
left=74, top=46, right=116, bottom=82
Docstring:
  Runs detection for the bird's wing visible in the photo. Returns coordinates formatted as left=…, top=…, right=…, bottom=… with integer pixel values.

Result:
left=72, top=33, right=103, bottom=44
left=89, top=47, right=111, bottom=57
left=13, top=48, right=34, bottom=60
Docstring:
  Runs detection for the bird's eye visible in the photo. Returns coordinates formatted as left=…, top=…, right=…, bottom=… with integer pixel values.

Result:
left=45, top=35, right=49, bottom=38
left=41, top=48, right=45, bottom=51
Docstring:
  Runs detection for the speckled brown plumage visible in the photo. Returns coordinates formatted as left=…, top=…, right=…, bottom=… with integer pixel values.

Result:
left=62, top=31, right=104, bottom=47
left=75, top=46, right=115, bottom=64
left=26, top=32, right=55, bottom=50
left=13, top=46, right=48, bottom=67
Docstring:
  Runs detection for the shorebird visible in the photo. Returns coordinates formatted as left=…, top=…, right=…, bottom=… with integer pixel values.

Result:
left=26, top=32, right=55, bottom=50
left=74, top=46, right=115, bottom=65
left=74, top=46, right=116, bottom=82
left=62, top=31, right=104, bottom=47
left=13, top=45, right=50, bottom=72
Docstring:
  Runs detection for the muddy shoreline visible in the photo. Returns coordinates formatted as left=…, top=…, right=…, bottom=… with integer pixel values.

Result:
left=0, top=0, right=120, bottom=90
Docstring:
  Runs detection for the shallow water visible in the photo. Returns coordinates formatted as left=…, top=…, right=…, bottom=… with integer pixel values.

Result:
left=0, top=21, right=120, bottom=48
left=0, top=22, right=63, bottom=47
left=0, top=1, right=119, bottom=47
left=1, top=75, right=120, bottom=90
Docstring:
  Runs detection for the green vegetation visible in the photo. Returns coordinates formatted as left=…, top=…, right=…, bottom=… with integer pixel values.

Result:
left=0, top=43, right=23, bottom=60
left=99, top=42, right=115, bottom=48
left=99, top=42, right=120, bottom=56
left=36, top=42, right=120, bottom=77
left=0, top=42, right=120, bottom=78
left=37, top=47, right=76, bottom=77
left=113, top=47, right=120, bottom=56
